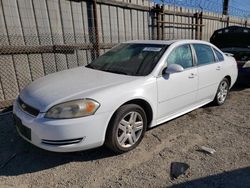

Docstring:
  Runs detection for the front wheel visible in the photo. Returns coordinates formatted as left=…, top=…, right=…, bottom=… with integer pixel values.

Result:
left=105, top=104, right=147, bottom=154
left=213, top=78, right=230, bottom=106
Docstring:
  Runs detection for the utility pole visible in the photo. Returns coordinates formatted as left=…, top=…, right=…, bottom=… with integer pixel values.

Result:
left=223, top=0, right=229, bottom=15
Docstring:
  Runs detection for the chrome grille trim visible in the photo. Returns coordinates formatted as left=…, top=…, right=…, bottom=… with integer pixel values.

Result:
left=41, top=138, right=83, bottom=146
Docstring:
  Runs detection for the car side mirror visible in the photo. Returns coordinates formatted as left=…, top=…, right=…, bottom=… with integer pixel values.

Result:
left=164, top=64, right=184, bottom=75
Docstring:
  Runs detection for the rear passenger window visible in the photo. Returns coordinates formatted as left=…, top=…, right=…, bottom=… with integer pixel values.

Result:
left=213, top=48, right=224, bottom=62
left=193, top=44, right=216, bottom=65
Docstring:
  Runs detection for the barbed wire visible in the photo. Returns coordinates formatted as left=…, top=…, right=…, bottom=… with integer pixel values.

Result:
left=155, top=0, right=250, bottom=18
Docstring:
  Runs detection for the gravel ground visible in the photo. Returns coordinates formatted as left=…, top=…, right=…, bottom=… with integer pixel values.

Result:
left=0, top=84, right=250, bottom=188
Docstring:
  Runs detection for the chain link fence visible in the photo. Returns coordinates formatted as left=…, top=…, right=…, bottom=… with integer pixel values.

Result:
left=0, top=0, right=249, bottom=108
left=0, top=0, right=153, bottom=108
left=0, top=30, right=131, bottom=108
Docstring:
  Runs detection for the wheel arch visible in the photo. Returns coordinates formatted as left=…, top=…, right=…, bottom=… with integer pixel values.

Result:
left=122, top=99, right=153, bottom=127
left=224, top=75, right=231, bottom=87
left=104, top=98, right=154, bottom=141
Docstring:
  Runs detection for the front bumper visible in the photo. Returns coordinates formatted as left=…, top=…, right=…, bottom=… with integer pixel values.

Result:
left=13, top=100, right=112, bottom=152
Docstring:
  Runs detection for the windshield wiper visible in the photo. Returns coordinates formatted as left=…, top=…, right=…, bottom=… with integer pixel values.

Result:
left=86, top=64, right=128, bottom=75
left=103, top=69, right=128, bottom=75
left=85, top=64, right=97, bottom=70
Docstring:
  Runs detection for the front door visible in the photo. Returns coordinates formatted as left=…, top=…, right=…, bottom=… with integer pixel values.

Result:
left=157, top=44, right=198, bottom=120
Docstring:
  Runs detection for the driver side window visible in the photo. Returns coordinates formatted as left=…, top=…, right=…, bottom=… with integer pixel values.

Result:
left=167, top=44, right=193, bottom=69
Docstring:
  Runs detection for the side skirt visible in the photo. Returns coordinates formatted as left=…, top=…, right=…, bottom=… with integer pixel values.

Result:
left=151, top=99, right=213, bottom=128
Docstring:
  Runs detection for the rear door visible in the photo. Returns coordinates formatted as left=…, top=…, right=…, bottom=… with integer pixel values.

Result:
left=192, top=44, right=222, bottom=103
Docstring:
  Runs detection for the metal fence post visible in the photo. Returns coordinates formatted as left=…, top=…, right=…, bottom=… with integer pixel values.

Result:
left=156, top=4, right=161, bottom=40
left=93, top=0, right=100, bottom=57
left=151, top=5, right=158, bottom=40
left=199, top=11, right=203, bottom=40
left=226, top=16, right=230, bottom=27
left=194, top=12, right=199, bottom=39
left=161, top=5, right=164, bottom=40
left=191, top=16, right=194, bottom=39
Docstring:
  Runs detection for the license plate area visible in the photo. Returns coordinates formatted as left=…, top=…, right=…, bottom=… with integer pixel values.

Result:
left=14, top=115, right=31, bottom=141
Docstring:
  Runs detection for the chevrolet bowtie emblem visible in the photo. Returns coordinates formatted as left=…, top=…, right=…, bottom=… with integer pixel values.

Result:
left=21, top=103, right=26, bottom=109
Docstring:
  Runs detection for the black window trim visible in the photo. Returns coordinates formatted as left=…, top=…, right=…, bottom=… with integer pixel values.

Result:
left=158, top=43, right=197, bottom=77
left=191, top=43, right=218, bottom=67
left=212, top=47, right=225, bottom=62
left=158, top=43, right=220, bottom=77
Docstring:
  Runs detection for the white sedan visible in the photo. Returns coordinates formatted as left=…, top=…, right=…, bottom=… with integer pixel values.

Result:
left=13, top=40, right=238, bottom=153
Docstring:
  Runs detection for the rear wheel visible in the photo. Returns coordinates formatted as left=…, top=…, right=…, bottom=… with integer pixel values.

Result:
left=105, top=104, right=147, bottom=153
left=213, top=78, right=229, bottom=106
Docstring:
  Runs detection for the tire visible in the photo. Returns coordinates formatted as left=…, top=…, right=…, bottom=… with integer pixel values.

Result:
left=213, top=78, right=230, bottom=106
left=105, top=104, right=147, bottom=154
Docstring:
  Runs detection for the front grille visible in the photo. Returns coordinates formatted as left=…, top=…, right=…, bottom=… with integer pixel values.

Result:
left=13, top=114, right=31, bottom=140
left=18, top=97, right=40, bottom=117
left=41, top=138, right=83, bottom=146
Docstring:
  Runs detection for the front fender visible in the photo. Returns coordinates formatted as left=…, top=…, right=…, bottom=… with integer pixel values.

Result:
left=90, top=77, right=158, bottom=127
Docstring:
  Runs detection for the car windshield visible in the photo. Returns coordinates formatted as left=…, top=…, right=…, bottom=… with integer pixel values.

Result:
left=86, top=43, right=168, bottom=76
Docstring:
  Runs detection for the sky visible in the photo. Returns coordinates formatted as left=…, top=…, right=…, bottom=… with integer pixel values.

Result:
left=155, top=0, right=250, bottom=17
left=230, top=0, right=250, bottom=11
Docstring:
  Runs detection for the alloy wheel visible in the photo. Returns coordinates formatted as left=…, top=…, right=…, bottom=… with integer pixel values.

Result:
left=117, top=111, right=144, bottom=148
left=217, top=80, right=229, bottom=104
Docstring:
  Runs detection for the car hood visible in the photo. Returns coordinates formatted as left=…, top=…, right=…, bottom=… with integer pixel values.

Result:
left=20, top=67, right=137, bottom=112
left=210, top=26, right=250, bottom=49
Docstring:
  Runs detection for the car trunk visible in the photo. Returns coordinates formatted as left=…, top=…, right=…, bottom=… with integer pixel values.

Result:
left=210, top=26, right=250, bottom=50
left=210, top=26, right=250, bottom=68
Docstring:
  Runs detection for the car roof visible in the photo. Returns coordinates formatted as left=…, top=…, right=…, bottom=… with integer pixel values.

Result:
left=123, top=39, right=212, bottom=46
left=123, top=40, right=177, bottom=45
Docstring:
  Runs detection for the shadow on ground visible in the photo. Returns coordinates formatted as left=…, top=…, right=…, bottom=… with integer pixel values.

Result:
left=0, top=113, right=115, bottom=176
left=231, top=79, right=250, bottom=91
left=171, top=167, right=250, bottom=188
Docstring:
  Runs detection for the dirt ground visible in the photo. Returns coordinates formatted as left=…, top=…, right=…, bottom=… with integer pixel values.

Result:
left=0, top=83, right=250, bottom=188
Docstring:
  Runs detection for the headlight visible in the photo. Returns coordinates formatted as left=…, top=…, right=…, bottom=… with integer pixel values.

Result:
left=45, top=99, right=100, bottom=119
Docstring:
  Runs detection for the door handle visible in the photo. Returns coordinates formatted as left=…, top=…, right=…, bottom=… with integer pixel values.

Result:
left=188, top=73, right=196, bottom=79
left=216, top=66, right=221, bottom=70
